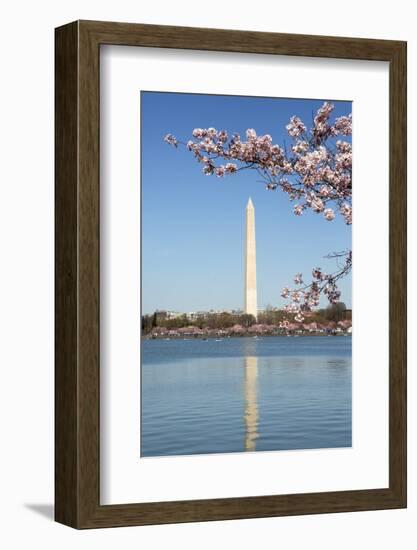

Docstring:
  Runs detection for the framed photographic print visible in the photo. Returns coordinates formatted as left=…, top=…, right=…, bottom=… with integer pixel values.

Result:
left=55, top=20, right=407, bottom=528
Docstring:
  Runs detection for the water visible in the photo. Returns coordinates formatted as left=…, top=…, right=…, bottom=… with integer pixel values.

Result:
left=141, top=336, right=352, bottom=457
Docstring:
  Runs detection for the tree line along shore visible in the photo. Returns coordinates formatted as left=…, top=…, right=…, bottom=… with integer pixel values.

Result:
left=142, top=304, right=352, bottom=339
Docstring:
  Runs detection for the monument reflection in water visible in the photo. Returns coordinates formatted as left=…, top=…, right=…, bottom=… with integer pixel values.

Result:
left=244, top=355, right=259, bottom=451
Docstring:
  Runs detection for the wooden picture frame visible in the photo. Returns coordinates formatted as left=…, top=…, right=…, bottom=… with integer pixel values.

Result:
left=55, top=20, right=407, bottom=529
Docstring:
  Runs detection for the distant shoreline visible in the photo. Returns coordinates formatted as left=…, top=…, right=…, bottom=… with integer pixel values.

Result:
left=143, top=331, right=351, bottom=340
left=142, top=310, right=352, bottom=341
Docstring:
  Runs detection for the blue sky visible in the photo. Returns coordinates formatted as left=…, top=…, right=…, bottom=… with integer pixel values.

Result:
left=141, top=92, right=352, bottom=314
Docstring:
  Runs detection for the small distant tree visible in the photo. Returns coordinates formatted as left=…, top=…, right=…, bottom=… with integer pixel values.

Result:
left=258, top=306, right=287, bottom=326
left=324, top=302, right=347, bottom=322
left=141, top=314, right=153, bottom=334
left=152, top=311, right=158, bottom=328
left=239, top=314, right=256, bottom=328
left=216, top=312, right=235, bottom=329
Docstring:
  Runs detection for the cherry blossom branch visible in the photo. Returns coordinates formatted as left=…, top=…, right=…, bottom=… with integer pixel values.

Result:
left=164, top=102, right=352, bottom=224
left=280, top=250, right=352, bottom=323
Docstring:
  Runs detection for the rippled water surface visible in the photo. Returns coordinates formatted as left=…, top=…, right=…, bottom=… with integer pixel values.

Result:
left=141, top=336, right=351, bottom=457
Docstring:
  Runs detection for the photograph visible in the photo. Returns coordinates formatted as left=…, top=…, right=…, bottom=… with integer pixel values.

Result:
left=2, top=4, right=405, bottom=538
left=140, top=91, right=352, bottom=457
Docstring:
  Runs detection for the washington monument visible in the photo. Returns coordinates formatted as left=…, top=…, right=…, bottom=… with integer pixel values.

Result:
left=244, top=198, right=258, bottom=318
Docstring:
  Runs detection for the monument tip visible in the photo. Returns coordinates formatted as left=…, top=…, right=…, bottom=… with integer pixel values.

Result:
left=246, top=197, right=254, bottom=209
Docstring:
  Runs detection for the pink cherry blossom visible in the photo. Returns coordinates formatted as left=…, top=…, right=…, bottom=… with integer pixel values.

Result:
left=246, top=128, right=257, bottom=140
left=294, top=273, right=303, bottom=285
left=340, top=203, right=352, bottom=224
left=281, top=287, right=290, bottom=298
left=333, top=114, right=352, bottom=136
left=311, top=197, right=325, bottom=213
left=163, top=133, right=177, bottom=147
left=324, top=208, right=335, bottom=221
left=225, top=163, right=238, bottom=174
left=192, top=128, right=205, bottom=139
left=286, top=116, right=306, bottom=138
